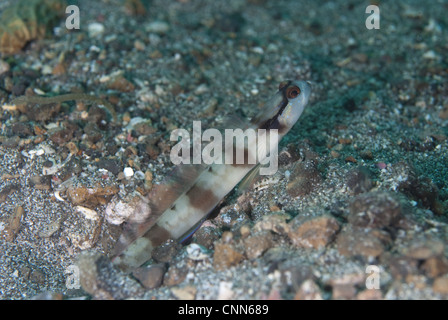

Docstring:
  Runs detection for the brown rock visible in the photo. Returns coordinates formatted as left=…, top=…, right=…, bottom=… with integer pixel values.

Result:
left=163, top=265, right=188, bottom=286
left=421, top=257, right=448, bottom=278
left=171, top=285, right=197, bottom=300
left=387, top=255, right=419, bottom=281
left=356, top=289, right=382, bottom=300
left=393, top=161, right=440, bottom=212
left=346, top=166, right=373, bottom=195
left=213, top=243, right=244, bottom=270
left=132, top=263, right=166, bottom=289
left=65, top=207, right=102, bottom=250
left=192, top=226, right=220, bottom=250
left=49, top=128, right=74, bottom=145
left=288, top=216, right=340, bottom=249
left=243, top=231, right=273, bottom=259
left=77, top=251, right=143, bottom=299
left=18, top=102, right=61, bottom=122
left=29, top=175, right=51, bottom=190
left=433, top=276, right=448, bottom=294
left=286, top=160, right=322, bottom=197
left=107, top=76, right=135, bottom=92
left=253, top=213, right=290, bottom=235
left=332, top=284, right=356, bottom=300
left=345, top=156, right=357, bottom=163
left=66, top=184, right=119, bottom=207
left=337, top=226, right=392, bottom=258
left=293, top=280, right=323, bottom=300
left=280, top=264, right=315, bottom=292
left=403, top=239, right=444, bottom=260
left=0, top=0, right=65, bottom=54
left=348, top=191, right=402, bottom=228
left=4, top=205, right=25, bottom=241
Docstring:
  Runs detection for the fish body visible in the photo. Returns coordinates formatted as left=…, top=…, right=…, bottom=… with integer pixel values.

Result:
left=112, top=80, right=311, bottom=272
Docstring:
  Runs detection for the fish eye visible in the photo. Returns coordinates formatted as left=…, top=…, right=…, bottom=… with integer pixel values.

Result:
left=286, top=86, right=301, bottom=99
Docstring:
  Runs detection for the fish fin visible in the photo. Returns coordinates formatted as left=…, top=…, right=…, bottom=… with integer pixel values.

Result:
left=237, top=163, right=261, bottom=193
left=112, top=163, right=210, bottom=257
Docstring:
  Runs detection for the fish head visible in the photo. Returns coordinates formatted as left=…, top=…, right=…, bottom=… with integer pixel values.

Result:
left=276, top=80, right=312, bottom=133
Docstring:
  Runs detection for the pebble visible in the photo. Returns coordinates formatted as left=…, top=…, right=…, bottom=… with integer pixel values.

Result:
left=38, top=220, right=61, bottom=238
left=88, top=22, right=105, bottom=38
left=279, top=264, right=315, bottom=293
left=49, top=128, right=74, bottom=145
left=402, top=239, right=444, bottom=260
left=286, top=160, right=322, bottom=197
left=186, top=243, right=211, bottom=261
left=243, top=231, right=273, bottom=259
left=66, top=209, right=102, bottom=250
left=105, top=195, right=147, bottom=225
left=345, top=156, right=357, bottom=163
left=293, top=279, right=323, bottom=300
left=433, top=276, right=448, bottom=294
left=76, top=205, right=99, bottom=221
left=163, top=265, right=189, bottom=286
left=387, top=255, right=419, bottom=281
left=356, top=289, right=382, bottom=300
left=4, top=205, right=25, bottom=241
left=77, top=251, right=143, bottom=299
left=132, top=263, right=166, bottom=289
left=213, top=242, right=244, bottom=270
left=392, top=161, right=440, bottom=212
left=171, top=285, right=197, bottom=300
left=29, top=175, right=51, bottom=190
left=346, top=166, right=373, bottom=195
left=287, top=215, right=340, bottom=249
left=0, top=59, right=10, bottom=75
left=421, top=257, right=448, bottom=278
left=17, top=102, right=61, bottom=122
left=97, top=159, right=121, bottom=176
left=146, top=21, right=170, bottom=34
left=348, top=191, right=403, bottom=229
left=107, top=76, right=135, bottom=92
left=66, top=184, right=119, bottom=207
left=253, top=212, right=291, bottom=235
left=123, top=167, right=134, bottom=178
left=217, top=281, right=234, bottom=300
left=191, top=226, right=220, bottom=250
left=337, top=226, right=392, bottom=258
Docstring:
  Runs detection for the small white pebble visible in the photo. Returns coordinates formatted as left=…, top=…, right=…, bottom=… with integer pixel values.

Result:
left=76, top=206, right=98, bottom=221
left=54, top=191, right=65, bottom=202
left=123, top=167, right=134, bottom=178
left=88, top=22, right=105, bottom=38
left=146, top=21, right=170, bottom=34
left=251, top=88, right=259, bottom=95
left=423, top=50, right=438, bottom=60
left=134, top=170, right=145, bottom=180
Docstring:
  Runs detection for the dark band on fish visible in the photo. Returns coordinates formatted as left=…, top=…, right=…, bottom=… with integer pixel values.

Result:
left=144, top=224, right=171, bottom=247
left=186, top=185, right=219, bottom=210
left=258, top=81, right=291, bottom=131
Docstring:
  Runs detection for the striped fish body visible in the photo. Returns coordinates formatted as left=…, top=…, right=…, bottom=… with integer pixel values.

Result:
left=112, top=80, right=311, bottom=272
